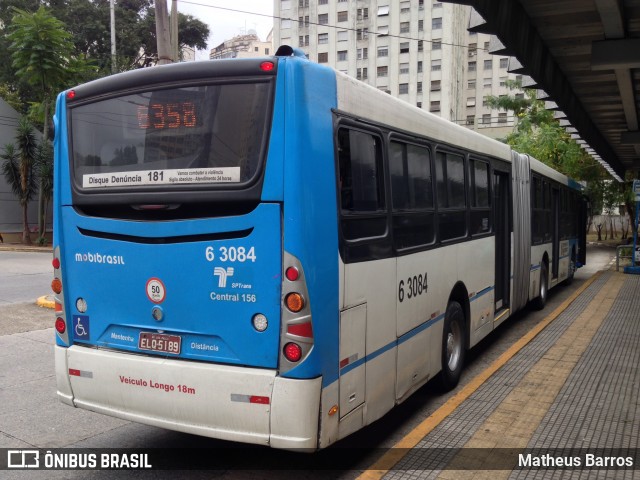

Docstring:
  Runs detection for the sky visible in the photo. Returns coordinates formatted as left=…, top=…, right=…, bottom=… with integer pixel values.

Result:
left=176, top=1, right=275, bottom=60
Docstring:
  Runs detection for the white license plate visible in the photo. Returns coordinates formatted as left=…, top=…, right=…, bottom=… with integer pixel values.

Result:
left=138, top=332, right=181, bottom=355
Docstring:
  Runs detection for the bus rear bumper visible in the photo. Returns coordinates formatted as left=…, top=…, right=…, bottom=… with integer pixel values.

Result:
left=55, top=345, right=321, bottom=449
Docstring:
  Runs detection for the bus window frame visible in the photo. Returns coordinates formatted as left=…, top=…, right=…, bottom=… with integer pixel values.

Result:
left=334, top=117, right=392, bottom=262
left=65, top=76, right=276, bottom=209
left=387, top=133, right=437, bottom=253
left=433, top=146, right=469, bottom=243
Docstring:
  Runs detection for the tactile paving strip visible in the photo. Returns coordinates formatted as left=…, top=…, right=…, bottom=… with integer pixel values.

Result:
left=383, top=272, right=614, bottom=478
left=509, top=274, right=640, bottom=480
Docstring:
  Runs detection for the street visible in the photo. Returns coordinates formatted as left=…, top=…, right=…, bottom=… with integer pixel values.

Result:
left=0, top=251, right=53, bottom=306
left=0, top=245, right=617, bottom=478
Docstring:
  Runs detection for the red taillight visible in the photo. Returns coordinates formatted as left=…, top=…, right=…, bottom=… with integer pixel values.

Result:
left=55, top=317, right=66, bottom=334
left=283, top=342, right=302, bottom=362
left=260, top=61, right=275, bottom=72
left=51, top=278, right=62, bottom=294
left=52, top=258, right=60, bottom=269
left=285, top=267, right=300, bottom=282
left=66, top=90, right=76, bottom=100
left=287, top=322, right=313, bottom=338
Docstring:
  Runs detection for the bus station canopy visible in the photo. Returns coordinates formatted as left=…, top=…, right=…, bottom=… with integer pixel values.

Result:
left=443, top=0, right=640, bottom=181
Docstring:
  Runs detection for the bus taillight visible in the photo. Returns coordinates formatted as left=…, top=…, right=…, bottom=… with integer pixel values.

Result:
left=52, top=247, right=69, bottom=345
left=55, top=317, right=66, bottom=334
left=280, top=252, right=314, bottom=373
left=283, top=342, right=302, bottom=362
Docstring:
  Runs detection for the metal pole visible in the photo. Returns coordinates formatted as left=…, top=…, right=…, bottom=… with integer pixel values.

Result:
left=110, top=0, right=116, bottom=73
left=171, top=0, right=179, bottom=62
left=155, top=0, right=172, bottom=65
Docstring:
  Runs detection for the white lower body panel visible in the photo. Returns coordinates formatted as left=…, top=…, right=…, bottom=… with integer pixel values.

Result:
left=55, top=345, right=321, bottom=449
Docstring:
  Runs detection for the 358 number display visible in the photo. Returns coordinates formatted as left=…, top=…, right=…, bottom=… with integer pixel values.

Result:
left=398, top=273, right=428, bottom=302
left=137, top=102, right=197, bottom=130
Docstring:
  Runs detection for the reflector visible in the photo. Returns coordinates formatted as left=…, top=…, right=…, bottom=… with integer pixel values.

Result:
left=285, top=267, right=300, bottom=282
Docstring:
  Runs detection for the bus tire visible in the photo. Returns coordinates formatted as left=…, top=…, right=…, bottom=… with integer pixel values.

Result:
left=532, top=262, right=548, bottom=310
left=439, top=301, right=465, bottom=391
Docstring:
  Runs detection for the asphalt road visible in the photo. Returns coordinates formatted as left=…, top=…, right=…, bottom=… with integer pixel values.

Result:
left=0, top=245, right=617, bottom=479
left=0, top=251, right=53, bottom=306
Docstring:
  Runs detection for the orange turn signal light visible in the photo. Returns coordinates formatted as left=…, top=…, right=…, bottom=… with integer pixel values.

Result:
left=51, top=278, right=62, bottom=294
left=285, top=293, right=305, bottom=313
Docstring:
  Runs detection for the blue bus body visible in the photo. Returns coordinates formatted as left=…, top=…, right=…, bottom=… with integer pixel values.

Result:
left=53, top=52, right=586, bottom=449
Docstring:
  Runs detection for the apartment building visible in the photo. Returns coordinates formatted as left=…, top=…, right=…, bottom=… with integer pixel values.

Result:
left=209, top=31, right=273, bottom=60
left=273, top=0, right=522, bottom=138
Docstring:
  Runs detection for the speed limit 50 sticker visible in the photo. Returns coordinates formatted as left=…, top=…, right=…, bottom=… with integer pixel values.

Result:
left=146, top=278, right=166, bottom=304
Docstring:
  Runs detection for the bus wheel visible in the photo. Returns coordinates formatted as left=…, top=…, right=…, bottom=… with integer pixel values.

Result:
left=532, top=263, right=548, bottom=310
left=439, top=301, right=465, bottom=391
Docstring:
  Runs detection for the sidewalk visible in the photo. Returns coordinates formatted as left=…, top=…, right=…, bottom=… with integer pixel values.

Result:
left=366, top=269, right=639, bottom=479
left=0, top=243, right=52, bottom=253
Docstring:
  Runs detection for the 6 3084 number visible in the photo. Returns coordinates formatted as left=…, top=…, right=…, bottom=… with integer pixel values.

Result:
left=398, top=273, right=428, bottom=302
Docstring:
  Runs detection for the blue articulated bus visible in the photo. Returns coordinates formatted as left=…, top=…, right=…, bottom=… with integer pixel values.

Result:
left=52, top=47, right=587, bottom=450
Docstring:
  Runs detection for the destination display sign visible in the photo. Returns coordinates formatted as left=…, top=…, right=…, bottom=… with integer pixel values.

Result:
left=82, top=167, right=241, bottom=188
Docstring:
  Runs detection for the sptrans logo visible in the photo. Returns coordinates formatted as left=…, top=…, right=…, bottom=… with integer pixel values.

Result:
left=214, top=267, right=234, bottom=287
left=75, top=252, right=125, bottom=265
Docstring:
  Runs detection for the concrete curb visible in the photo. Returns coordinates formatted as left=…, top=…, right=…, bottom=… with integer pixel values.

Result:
left=0, top=245, right=52, bottom=253
left=37, top=295, right=55, bottom=309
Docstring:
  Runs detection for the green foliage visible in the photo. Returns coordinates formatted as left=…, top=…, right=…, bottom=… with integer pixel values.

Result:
left=8, top=7, right=76, bottom=93
left=0, top=83, right=24, bottom=113
left=485, top=81, right=603, bottom=183
left=1, top=1, right=210, bottom=92
left=1, top=117, right=40, bottom=244
left=6, top=5, right=96, bottom=138
left=1, top=0, right=210, bottom=239
left=35, top=140, right=53, bottom=243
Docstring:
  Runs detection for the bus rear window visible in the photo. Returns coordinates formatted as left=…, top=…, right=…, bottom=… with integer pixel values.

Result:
left=69, top=82, right=272, bottom=190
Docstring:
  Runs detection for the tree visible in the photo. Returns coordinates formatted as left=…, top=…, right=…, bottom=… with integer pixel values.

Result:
left=35, top=141, right=53, bottom=242
left=7, top=6, right=79, bottom=142
left=1, top=118, right=39, bottom=244
left=484, top=80, right=625, bottom=236
left=49, top=0, right=209, bottom=71
left=485, top=80, right=604, bottom=183
left=7, top=5, right=94, bottom=238
left=1, top=1, right=210, bottom=81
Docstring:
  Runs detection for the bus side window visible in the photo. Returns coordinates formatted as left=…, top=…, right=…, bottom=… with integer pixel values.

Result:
left=469, top=158, right=491, bottom=236
left=390, top=140, right=435, bottom=249
left=337, top=127, right=387, bottom=242
left=436, top=151, right=467, bottom=241
left=338, top=128, right=385, bottom=213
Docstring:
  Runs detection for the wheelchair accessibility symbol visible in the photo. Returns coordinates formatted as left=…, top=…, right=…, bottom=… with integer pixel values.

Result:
left=73, top=315, right=90, bottom=340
